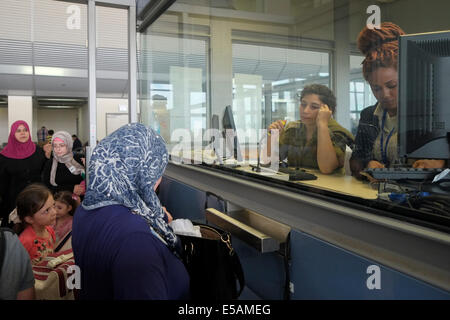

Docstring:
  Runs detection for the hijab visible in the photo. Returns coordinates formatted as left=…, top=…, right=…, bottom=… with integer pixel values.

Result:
left=0, top=120, right=36, bottom=159
left=82, top=123, right=177, bottom=249
left=50, top=131, right=85, bottom=186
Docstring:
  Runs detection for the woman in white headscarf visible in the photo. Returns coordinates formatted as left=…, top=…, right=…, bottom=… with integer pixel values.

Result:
left=43, top=131, right=85, bottom=196
left=72, top=123, right=189, bottom=300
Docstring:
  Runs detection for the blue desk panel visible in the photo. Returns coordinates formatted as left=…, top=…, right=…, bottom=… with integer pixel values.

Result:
left=161, top=175, right=450, bottom=300
left=289, top=230, right=450, bottom=299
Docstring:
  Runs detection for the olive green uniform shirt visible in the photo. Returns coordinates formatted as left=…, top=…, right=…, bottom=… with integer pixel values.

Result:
left=279, top=119, right=354, bottom=169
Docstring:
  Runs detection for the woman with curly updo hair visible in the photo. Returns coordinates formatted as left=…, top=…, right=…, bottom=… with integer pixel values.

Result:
left=350, top=22, right=445, bottom=179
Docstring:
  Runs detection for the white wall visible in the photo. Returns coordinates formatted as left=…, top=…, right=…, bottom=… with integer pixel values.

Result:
left=32, top=101, right=38, bottom=141
left=1, top=107, right=78, bottom=146
left=78, top=104, right=89, bottom=145
left=96, top=98, right=128, bottom=141
left=36, top=108, right=78, bottom=139
left=8, top=96, right=33, bottom=139
left=0, top=108, right=8, bottom=145
left=1, top=100, right=131, bottom=146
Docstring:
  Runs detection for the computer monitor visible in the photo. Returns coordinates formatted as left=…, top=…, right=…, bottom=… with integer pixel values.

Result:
left=211, top=114, right=220, bottom=132
left=398, top=30, right=450, bottom=161
left=222, top=105, right=243, bottom=162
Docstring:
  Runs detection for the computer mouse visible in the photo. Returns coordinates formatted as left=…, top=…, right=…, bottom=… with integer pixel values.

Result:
left=279, top=161, right=289, bottom=168
left=289, top=172, right=317, bottom=181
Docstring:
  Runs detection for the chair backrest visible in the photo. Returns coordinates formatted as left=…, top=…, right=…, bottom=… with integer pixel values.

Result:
left=73, top=148, right=85, bottom=157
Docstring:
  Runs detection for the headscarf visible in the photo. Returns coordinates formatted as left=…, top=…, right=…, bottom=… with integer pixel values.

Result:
left=0, top=120, right=36, bottom=159
left=50, top=131, right=85, bottom=186
left=82, top=123, right=177, bottom=249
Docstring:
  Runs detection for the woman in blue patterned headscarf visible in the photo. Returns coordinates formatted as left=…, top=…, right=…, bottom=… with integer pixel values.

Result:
left=72, top=123, right=189, bottom=299
left=82, top=122, right=177, bottom=248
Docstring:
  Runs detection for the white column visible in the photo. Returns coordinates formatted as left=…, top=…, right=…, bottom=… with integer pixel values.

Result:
left=210, top=20, right=233, bottom=129
left=0, top=108, right=8, bottom=144
left=88, top=0, right=97, bottom=148
left=333, top=0, right=351, bottom=131
left=32, top=100, right=38, bottom=142
left=128, top=3, right=137, bottom=123
left=8, top=96, right=33, bottom=140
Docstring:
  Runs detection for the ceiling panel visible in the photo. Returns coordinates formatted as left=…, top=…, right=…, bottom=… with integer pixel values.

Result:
left=0, top=74, right=33, bottom=95
left=97, top=78, right=129, bottom=98
left=35, top=75, right=88, bottom=94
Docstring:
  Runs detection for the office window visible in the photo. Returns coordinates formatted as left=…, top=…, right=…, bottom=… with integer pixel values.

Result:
left=138, top=0, right=450, bottom=229
left=232, top=42, right=330, bottom=133
left=139, top=32, right=209, bottom=145
left=0, top=0, right=133, bottom=144
left=349, top=55, right=376, bottom=135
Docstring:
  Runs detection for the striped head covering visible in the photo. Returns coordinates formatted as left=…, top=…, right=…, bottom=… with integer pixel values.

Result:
left=82, top=123, right=177, bottom=249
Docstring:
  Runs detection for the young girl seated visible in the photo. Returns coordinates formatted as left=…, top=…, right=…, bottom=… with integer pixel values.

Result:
left=16, top=184, right=57, bottom=265
left=52, top=191, right=78, bottom=249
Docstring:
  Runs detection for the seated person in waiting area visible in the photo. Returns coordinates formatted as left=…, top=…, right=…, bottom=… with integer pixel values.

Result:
left=349, top=22, right=446, bottom=179
left=266, top=84, right=354, bottom=174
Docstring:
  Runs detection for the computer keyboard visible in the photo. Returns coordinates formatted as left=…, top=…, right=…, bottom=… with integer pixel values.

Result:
left=365, top=167, right=444, bottom=181
left=288, top=171, right=317, bottom=181
left=277, top=167, right=317, bottom=181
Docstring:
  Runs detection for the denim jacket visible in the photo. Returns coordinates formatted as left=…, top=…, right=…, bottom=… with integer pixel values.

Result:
left=350, top=104, right=380, bottom=171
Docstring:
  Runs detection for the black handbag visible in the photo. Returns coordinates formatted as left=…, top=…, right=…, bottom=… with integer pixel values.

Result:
left=178, top=223, right=245, bottom=300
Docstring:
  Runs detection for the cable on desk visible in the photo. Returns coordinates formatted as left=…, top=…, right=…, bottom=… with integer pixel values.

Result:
left=376, top=179, right=450, bottom=217
left=384, top=180, right=415, bottom=209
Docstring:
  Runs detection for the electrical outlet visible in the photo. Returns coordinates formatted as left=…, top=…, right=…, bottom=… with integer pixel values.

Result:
left=289, top=282, right=294, bottom=294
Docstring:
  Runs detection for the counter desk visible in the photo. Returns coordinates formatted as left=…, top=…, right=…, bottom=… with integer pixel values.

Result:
left=235, top=165, right=378, bottom=200
left=165, top=151, right=450, bottom=298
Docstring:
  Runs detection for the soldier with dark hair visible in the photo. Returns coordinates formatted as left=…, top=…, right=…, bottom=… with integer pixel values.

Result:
left=266, top=84, right=354, bottom=174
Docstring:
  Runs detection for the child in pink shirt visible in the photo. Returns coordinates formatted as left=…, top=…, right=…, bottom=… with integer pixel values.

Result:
left=52, top=191, right=78, bottom=245
left=16, top=184, right=56, bottom=265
